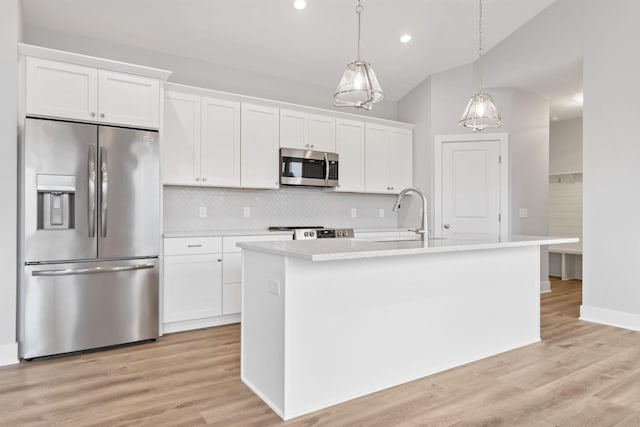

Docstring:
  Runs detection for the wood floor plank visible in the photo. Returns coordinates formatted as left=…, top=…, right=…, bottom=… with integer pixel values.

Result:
left=2, top=278, right=640, bottom=426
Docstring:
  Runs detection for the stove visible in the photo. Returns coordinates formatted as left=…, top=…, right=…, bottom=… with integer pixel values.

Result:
left=268, top=226, right=354, bottom=240
left=294, top=228, right=354, bottom=240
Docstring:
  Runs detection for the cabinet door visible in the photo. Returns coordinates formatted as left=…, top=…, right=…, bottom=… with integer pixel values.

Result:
left=334, top=119, right=365, bottom=192
left=279, top=109, right=307, bottom=150
left=365, top=124, right=391, bottom=193
left=201, top=97, right=241, bottom=186
left=163, top=91, right=201, bottom=185
left=163, top=254, right=222, bottom=322
left=388, top=128, right=413, bottom=193
left=241, top=103, right=280, bottom=189
left=26, top=57, right=98, bottom=122
left=97, top=70, right=160, bottom=129
left=308, top=114, right=336, bottom=152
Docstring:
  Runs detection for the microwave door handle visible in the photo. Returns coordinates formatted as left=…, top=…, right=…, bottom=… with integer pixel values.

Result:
left=100, top=146, right=108, bottom=238
left=88, top=145, right=96, bottom=237
left=324, top=152, right=329, bottom=186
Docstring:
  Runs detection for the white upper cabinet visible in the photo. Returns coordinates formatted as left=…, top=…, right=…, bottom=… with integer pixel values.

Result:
left=24, top=55, right=163, bottom=129
left=162, top=91, right=201, bottom=185
left=279, top=109, right=335, bottom=152
left=200, top=97, right=241, bottom=186
left=365, top=124, right=413, bottom=194
left=241, top=103, right=280, bottom=189
left=162, top=90, right=241, bottom=187
left=26, top=57, right=98, bottom=122
left=97, top=70, right=160, bottom=129
left=307, top=113, right=336, bottom=152
left=388, top=128, right=413, bottom=192
left=334, top=119, right=365, bottom=192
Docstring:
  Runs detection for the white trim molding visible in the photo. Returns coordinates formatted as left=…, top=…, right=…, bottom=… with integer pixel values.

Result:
left=580, top=305, right=640, bottom=331
left=434, top=132, right=510, bottom=238
left=0, top=343, right=18, bottom=366
left=540, top=280, right=551, bottom=293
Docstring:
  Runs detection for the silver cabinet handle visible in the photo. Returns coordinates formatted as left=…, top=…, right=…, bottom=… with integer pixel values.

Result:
left=100, top=113, right=105, bottom=118
left=88, top=145, right=96, bottom=237
left=90, top=112, right=96, bottom=118
left=187, top=244, right=202, bottom=248
left=324, top=152, right=329, bottom=186
left=444, top=224, right=451, bottom=229
left=100, top=146, right=108, bottom=237
left=33, top=263, right=154, bottom=277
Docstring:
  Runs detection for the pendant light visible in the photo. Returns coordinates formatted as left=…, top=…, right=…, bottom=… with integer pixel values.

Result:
left=459, top=0, right=503, bottom=131
left=333, top=0, right=383, bottom=111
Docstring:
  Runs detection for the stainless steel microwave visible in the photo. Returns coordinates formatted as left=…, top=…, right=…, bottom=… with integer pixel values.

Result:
left=280, top=148, right=339, bottom=187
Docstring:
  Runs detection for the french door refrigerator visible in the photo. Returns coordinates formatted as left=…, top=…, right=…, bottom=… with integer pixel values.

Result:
left=19, top=118, right=160, bottom=359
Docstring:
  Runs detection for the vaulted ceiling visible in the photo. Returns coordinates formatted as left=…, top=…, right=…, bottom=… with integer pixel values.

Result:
left=22, top=0, right=559, bottom=102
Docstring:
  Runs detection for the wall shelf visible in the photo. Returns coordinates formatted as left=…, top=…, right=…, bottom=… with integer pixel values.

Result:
left=549, top=171, right=583, bottom=183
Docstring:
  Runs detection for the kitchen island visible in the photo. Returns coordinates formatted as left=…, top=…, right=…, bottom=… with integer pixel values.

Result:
left=238, top=235, right=577, bottom=420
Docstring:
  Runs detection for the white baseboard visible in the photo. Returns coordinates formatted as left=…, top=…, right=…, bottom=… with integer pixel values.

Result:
left=162, top=313, right=241, bottom=334
left=540, top=280, right=551, bottom=294
left=0, top=342, right=18, bottom=366
left=580, top=305, right=640, bottom=331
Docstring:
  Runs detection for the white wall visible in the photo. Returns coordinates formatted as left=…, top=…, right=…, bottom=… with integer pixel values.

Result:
left=581, top=0, right=640, bottom=330
left=549, top=118, right=583, bottom=174
left=0, top=0, right=20, bottom=366
left=23, top=26, right=398, bottom=121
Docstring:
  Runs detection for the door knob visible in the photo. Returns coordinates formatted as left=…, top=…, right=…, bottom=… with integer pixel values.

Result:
left=443, top=224, right=451, bottom=229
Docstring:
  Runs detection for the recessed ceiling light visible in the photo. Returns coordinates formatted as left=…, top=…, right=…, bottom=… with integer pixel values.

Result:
left=293, top=0, right=307, bottom=10
left=400, top=34, right=412, bottom=43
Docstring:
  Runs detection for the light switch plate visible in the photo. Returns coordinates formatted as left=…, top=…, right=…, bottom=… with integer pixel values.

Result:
left=379, top=208, right=385, bottom=218
left=199, top=206, right=207, bottom=218
left=351, top=208, right=357, bottom=218
left=244, top=207, right=251, bottom=218
left=268, top=279, right=281, bottom=296
left=519, top=208, right=528, bottom=218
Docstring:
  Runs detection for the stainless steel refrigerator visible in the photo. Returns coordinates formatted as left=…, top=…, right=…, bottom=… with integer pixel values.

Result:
left=19, top=117, right=160, bottom=359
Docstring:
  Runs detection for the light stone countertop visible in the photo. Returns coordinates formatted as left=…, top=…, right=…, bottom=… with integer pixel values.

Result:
left=237, top=234, right=579, bottom=262
left=163, top=227, right=415, bottom=238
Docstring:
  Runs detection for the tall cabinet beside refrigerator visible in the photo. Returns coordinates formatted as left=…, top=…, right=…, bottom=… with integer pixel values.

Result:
left=19, top=118, right=160, bottom=359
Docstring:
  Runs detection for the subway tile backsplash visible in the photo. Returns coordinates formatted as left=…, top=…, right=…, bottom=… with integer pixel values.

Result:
left=163, top=186, right=400, bottom=232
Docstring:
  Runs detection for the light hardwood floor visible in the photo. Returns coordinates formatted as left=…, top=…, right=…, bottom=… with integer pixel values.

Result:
left=2, top=278, right=639, bottom=426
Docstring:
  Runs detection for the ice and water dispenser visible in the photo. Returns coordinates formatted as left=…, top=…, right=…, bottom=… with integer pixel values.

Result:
left=36, top=174, right=76, bottom=230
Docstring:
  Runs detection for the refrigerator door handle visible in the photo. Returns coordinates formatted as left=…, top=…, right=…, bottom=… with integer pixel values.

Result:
left=100, top=145, right=109, bottom=237
left=88, top=145, right=97, bottom=237
left=32, top=263, right=155, bottom=277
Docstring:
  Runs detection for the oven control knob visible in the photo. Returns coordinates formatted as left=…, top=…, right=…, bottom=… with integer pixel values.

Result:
left=304, top=232, right=309, bottom=237
left=310, top=231, right=315, bottom=237
left=337, top=231, right=343, bottom=237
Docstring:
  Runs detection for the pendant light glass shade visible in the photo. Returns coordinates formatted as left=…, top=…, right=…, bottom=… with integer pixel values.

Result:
left=459, top=0, right=502, bottom=131
left=459, top=92, right=503, bottom=131
left=334, top=61, right=383, bottom=111
left=333, top=0, right=384, bottom=110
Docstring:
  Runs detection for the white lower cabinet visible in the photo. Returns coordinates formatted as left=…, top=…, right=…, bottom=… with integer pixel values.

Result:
left=163, top=233, right=292, bottom=333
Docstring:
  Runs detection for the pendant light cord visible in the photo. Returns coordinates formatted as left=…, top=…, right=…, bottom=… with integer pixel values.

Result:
left=356, top=0, right=363, bottom=61
left=478, top=0, right=484, bottom=92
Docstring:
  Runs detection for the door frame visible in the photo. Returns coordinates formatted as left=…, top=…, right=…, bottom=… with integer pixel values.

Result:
left=434, top=133, right=510, bottom=237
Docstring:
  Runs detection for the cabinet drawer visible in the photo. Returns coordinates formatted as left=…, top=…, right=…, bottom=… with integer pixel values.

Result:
left=223, top=234, right=292, bottom=253
left=164, top=237, right=222, bottom=255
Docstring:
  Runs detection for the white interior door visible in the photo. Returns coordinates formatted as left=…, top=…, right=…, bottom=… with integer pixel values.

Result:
left=441, top=140, right=501, bottom=236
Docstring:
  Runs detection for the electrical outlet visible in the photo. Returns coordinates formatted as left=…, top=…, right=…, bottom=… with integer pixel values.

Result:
left=519, top=208, right=528, bottom=218
left=379, top=208, right=385, bottom=218
left=243, top=207, right=251, bottom=218
left=199, top=206, right=207, bottom=218
left=351, top=208, right=357, bottom=218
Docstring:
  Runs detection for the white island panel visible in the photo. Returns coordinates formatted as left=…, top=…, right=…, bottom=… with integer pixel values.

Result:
left=241, top=244, right=543, bottom=420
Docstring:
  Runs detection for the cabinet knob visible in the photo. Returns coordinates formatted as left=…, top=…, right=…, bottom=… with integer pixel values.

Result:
left=202, top=177, right=207, bottom=182
left=195, top=177, right=201, bottom=182
left=310, top=144, right=315, bottom=148
left=99, top=113, right=105, bottom=118
left=90, top=112, right=96, bottom=118
left=444, top=224, right=451, bottom=229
